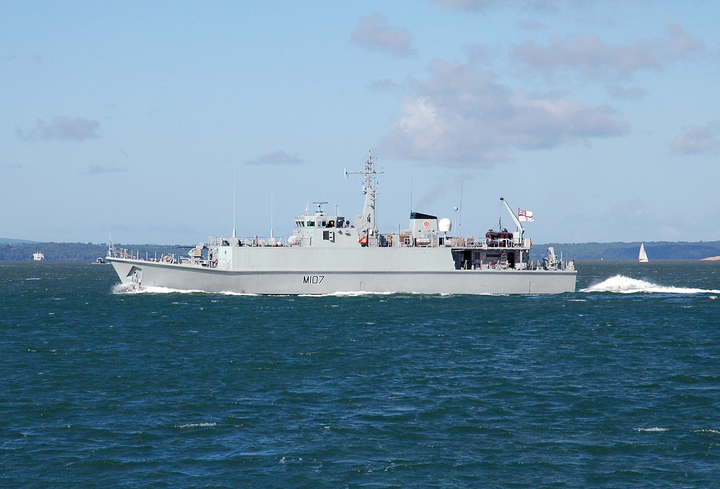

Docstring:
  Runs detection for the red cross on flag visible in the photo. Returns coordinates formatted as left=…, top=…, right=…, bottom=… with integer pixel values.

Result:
left=518, top=209, right=534, bottom=222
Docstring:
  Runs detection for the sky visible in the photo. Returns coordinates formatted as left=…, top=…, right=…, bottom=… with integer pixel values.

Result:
left=2, top=0, right=719, bottom=245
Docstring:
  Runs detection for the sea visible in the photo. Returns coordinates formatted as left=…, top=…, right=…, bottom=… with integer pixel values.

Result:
left=1, top=260, right=719, bottom=488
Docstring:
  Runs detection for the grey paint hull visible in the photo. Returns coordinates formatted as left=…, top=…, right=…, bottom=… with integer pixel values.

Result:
left=107, top=154, right=577, bottom=295
left=108, top=257, right=576, bottom=295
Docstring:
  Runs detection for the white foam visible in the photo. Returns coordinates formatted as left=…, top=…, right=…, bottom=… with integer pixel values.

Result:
left=635, top=427, right=668, bottom=432
left=113, top=284, right=260, bottom=295
left=177, top=422, right=217, bottom=428
left=217, top=290, right=259, bottom=296
left=113, top=281, right=399, bottom=297
left=112, top=283, right=207, bottom=295
left=297, top=290, right=397, bottom=297
left=581, top=275, right=720, bottom=294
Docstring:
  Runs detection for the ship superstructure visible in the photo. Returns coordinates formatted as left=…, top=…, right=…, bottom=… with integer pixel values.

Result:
left=107, top=153, right=576, bottom=294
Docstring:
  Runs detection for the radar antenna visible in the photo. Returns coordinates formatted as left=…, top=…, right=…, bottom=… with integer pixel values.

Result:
left=312, top=201, right=328, bottom=215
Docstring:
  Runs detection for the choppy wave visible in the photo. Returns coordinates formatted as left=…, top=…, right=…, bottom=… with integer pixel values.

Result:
left=6, top=261, right=720, bottom=487
left=176, top=422, right=217, bottom=429
left=581, top=275, right=720, bottom=294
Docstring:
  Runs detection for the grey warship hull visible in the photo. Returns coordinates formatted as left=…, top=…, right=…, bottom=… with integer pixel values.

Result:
left=108, top=247, right=576, bottom=295
left=107, top=152, right=576, bottom=295
left=107, top=259, right=576, bottom=295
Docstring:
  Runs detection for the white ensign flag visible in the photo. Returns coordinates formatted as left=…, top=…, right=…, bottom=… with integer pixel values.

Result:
left=518, top=209, right=534, bottom=222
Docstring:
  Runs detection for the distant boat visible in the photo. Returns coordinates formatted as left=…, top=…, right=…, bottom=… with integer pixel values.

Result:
left=638, top=243, right=648, bottom=263
left=33, top=252, right=44, bottom=261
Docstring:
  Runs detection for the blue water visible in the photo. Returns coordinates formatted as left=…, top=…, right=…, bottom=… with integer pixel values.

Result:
left=1, top=261, right=719, bottom=487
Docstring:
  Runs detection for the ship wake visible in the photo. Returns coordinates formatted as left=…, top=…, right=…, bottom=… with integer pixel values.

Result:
left=112, top=283, right=208, bottom=295
left=112, top=283, right=261, bottom=296
left=581, top=275, right=720, bottom=294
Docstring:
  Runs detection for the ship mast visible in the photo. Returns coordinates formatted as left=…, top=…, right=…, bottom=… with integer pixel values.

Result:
left=345, top=152, right=384, bottom=235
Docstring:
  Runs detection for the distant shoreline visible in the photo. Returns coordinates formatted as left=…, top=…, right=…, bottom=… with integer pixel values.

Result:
left=0, top=241, right=190, bottom=262
left=2, top=239, right=720, bottom=261
left=537, top=241, right=720, bottom=261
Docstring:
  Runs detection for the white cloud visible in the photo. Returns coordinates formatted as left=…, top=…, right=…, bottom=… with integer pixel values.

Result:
left=376, top=60, right=629, bottom=166
left=244, top=151, right=305, bottom=166
left=350, top=14, right=415, bottom=57
left=670, top=121, right=720, bottom=155
left=511, top=25, right=703, bottom=81
left=16, top=116, right=100, bottom=141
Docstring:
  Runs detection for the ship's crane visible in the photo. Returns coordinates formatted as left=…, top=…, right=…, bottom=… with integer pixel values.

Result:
left=500, top=197, right=524, bottom=245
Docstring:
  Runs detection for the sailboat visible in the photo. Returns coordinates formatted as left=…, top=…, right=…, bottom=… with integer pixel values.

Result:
left=638, top=243, right=649, bottom=263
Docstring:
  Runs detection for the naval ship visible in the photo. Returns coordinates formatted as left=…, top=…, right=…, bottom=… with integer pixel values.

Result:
left=107, top=154, right=576, bottom=294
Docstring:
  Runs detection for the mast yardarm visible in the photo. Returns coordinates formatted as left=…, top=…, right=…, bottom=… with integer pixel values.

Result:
left=345, top=152, right=383, bottom=235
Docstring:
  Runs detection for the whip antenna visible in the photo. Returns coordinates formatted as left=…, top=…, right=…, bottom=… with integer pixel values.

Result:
left=233, top=147, right=237, bottom=238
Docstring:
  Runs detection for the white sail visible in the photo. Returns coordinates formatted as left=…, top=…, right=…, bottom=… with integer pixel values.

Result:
left=638, top=243, right=648, bottom=262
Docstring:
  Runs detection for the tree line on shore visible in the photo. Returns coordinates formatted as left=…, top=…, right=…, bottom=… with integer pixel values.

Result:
left=536, top=241, right=720, bottom=260
left=2, top=240, right=720, bottom=261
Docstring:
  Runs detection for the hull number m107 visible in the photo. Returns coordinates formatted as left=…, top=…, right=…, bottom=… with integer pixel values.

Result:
left=303, top=275, right=325, bottom=284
